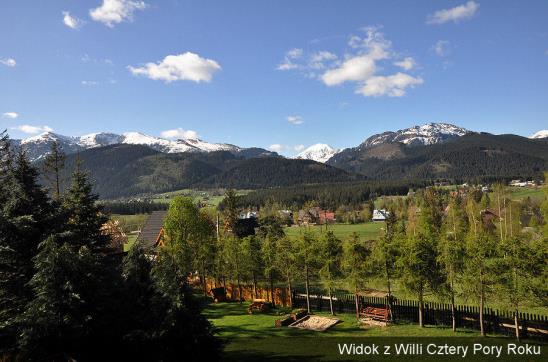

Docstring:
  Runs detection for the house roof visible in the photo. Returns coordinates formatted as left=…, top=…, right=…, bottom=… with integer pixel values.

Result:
left=135, top=210, right=167, bottom=248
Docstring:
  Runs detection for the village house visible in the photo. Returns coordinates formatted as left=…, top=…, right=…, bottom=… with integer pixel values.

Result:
left=372, top=209, right=390, bottom=221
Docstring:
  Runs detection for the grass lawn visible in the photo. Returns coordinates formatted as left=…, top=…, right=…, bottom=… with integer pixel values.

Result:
left=508, top=187, right=546, bottom=202
left=284, top=222, right=384, bottom=241
left=204, top=301, right=544, bottom=361
left=150, top=188, right=249, bottom=206
left=123, top=234, right=137, bottom=252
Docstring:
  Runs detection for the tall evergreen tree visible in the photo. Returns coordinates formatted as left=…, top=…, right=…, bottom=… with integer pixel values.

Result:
left=343, top=232, right=371, bottom=319
left=43, top=141, right=66, bottom=200
left=62, top=160, right=108, bottom=251
left=319, top=231, right=343, bottom=315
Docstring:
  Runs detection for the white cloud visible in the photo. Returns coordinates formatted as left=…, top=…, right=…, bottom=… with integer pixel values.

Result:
left=90, top=0, right=147, bottom=27
left=357, top=73, right=423, bottom=97
left=128, top=52, right=221, bottom=83
left=81, top=80, right=99, bottom=86
left=321, top=55, right=377, bottom=86
left=287, top=115, right=304, bottom=125
left=294, top=144, right=305, bottom=152
left=268, top=144, right=284, bottom=152
left=13, top=125, right=53, bottom=134
left=0, top=58, right=16, bottom=67
left=62, top=11, right=84, bottom=29
left=279, top=26, right=423, bottom=98
left=427, top=1, right=479, bottom=25
left=160, top=128, right=199, bottom=139
left=433, top=40, right=451, bottom=57
left=2, top=112, right=18, bottom=119
left=394, top=57, right=416, bottom=70
left=277, top=48, right=303, bottom=70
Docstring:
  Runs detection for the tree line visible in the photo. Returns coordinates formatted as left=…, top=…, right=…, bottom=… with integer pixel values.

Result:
left=200, top=185, right=548, bottom=341
left=0, top=132, right=220, bottom=361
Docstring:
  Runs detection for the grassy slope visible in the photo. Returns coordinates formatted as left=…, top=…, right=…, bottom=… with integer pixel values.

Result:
left=204, top=301, right=544, bottom=362
left=284, top=223, right=384, bottom=241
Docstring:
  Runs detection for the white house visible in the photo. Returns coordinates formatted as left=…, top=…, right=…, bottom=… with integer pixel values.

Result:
left=372, top=209, right=389, bottom=221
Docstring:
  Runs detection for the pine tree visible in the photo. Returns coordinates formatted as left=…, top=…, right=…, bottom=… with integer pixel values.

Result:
left=241, top=235, right=263, bottom=299
left=42, top=141, right=66, bottom=200
left=343, top=232, right=371, bottom=319
left=438, top=195, right=466, bottom=332
left=62, top=160, right=108, bottom=251
left=0, top=150, right=52, bottom=349
left=275, top=236, right=295, bottom=306
left=296, top=231, right=319, bottom=313
left=319, top=231, right=343, bottom=315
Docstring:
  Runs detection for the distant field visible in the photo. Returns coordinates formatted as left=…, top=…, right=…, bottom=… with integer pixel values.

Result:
left=508, top=187, right=545, bottom=201
left=284, top=222, right=384, bottom=241
left=150, top=189, right=249, bottom=207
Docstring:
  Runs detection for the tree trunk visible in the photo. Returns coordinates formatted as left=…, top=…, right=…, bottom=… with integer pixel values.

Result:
left=514, top=309, right=521, bottom=342
left=237, top=273, right=242, bottom=303
left=328, top=287, right=334, bottom=315
left=287, top=275, right=293, bottom=308
left=304, top=264, right=311, bottom=313
left=451, top=279, right=456, bottom=332
left=479, top=286, right=485, bottom=337
left=270, top=271, right=275, bottom=306
left=418, top=289, right=424, bottom=327
left=202, top=263, right=207, bottom=296
left=252, top=271, right=257, bottom=299
left=354, top=288, right=360, bottom=320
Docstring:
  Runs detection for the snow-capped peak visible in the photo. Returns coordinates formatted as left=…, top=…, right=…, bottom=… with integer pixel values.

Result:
left=20, top=131, right=76, bottom=145
left=361, top=122, right=470, bottom=148
left=295, top=143, right=340, bottom=163
left=78, top=132, right=122, bottom=148
left=530, top=130, right=548, bottom=139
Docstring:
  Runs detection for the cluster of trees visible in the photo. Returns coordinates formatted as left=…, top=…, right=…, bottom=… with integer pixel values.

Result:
left=100, top=200, right=168, bottom=215
left=208, top=185, right=548, bottom=341
left=235, top=180, right=424, bottom=209
left=0, top=133, right=220, bottom=361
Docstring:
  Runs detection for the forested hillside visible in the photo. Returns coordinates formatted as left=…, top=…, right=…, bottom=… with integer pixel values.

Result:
left=328, top=133, right=548, bottom=182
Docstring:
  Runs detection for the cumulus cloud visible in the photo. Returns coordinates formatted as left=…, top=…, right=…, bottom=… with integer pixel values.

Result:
left=13, top=125, right=53, bottom=134
left=160, top=128, right=199, bottom=139
left=433, top=40, right=451, bottom=57
left=294, top=144, right=305, bottom=152
left=357, top=73, right=423, bottom=97
left=90, top=0, right=147, bottom=27
left=62, top=11, right=84, bottom=29
left=2, top=112, right=18, bottom=119
left=279, top=26, right=423, bottom=98
left=394, top=57, right=416, bottom=70
left=427, top=1, right=479, bottom=25
left=128, top=52, right=221, bottom=83
left=287, top=115, right=304, bottom=125
left=277, top=48, right=303, bottom=70
left=268, top=144, right=284, bottom=153
left=0, top=58, right=16, bottom=67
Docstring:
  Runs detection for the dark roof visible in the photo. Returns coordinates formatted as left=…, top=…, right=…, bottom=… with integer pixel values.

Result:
left=135, top=210, right=167, bottom=248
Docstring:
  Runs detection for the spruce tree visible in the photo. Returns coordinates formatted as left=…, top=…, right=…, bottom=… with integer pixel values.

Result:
left=42, top=140, right=66, bottom=200
left=319, top=231, right=343, bottom=315
left=62, top=160, right=108, bottom=251
left=343, top=232, right=371, bottom=319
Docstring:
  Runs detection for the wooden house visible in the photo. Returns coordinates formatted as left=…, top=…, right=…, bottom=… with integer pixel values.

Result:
left=135, top=210, right=168, bottom=249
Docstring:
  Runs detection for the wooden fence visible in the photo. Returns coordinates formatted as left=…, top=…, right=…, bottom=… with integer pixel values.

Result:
left=205, top=279, right=292, bottom=307
left=292, top=291, right=548, bottom=340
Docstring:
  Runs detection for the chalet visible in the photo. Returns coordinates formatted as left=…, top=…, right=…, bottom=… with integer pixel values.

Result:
left=318, top=210, right=336, bottom=224
left=135, top=210, right=167, bottom=249
left=372, top=209, right=389, bottom=221
left=239, top=211, right=258, bottom=219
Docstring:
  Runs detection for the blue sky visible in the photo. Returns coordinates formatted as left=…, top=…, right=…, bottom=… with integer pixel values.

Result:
left=1, top=0, right=547, bottom=156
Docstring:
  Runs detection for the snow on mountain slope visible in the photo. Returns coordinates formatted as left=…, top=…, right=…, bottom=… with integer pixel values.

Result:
left=530, top=130, right=548, bottom=139
left=361, top=122, right=470, bottom=148
left=78, top=132, right=123, bottom=148
left=17, top=131, right=248, bottom=161
left=295, top=143, right=340, bottom=163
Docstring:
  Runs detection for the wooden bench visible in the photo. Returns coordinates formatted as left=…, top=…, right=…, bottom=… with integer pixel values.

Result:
left=361, top=307, right=391, bottom=322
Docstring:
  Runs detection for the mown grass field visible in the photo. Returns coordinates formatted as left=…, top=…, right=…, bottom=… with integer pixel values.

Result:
left=508, top=187, right=545, bottom=201
left=150, top=188, right=250, bottom=206
left=203, top=301, right=544, bottom=362
left=284, top=222, right=384, bottom=241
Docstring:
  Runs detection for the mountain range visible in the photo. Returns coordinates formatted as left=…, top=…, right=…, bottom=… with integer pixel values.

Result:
left=11, top=122, right=548, bottom=164
left=8, top=122, right=548, bottom=199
